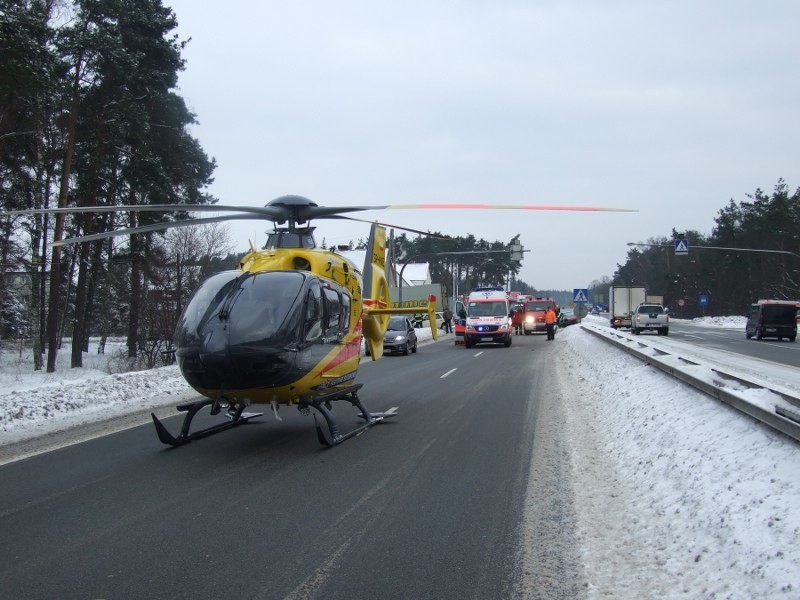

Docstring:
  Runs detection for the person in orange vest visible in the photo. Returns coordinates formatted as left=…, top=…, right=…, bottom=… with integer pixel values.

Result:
left=544, top=306, right=557, bottom=341
left=511, top=306, right=524, bottom=335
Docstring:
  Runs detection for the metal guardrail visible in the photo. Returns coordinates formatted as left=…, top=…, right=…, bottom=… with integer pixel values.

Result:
left=582, top=323, right=800, bottom=443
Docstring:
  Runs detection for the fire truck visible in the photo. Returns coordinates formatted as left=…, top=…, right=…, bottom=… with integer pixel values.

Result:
left=520, top=296, right=559, bottom=335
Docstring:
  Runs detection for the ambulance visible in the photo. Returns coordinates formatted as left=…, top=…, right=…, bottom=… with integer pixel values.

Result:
left=464, top=287, right=513, bottom=348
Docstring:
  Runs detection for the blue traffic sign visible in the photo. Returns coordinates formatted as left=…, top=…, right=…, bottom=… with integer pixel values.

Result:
left=674, top=239, right=689, bottom=255
left=573, top=288, right=589, bottom=303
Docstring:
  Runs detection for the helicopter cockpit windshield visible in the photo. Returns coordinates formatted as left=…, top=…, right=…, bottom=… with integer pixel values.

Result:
left=264, top=229, right=316, bottom=250
left=175, top=271, right=307, bottom=350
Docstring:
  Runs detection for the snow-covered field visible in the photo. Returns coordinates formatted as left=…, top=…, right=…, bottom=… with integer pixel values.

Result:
left=1, top=316, right=798, bottom=598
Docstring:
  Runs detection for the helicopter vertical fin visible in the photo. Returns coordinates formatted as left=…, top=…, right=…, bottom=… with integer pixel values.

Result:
left=362, top=224, right=391, bottom=360
left=426, top=294, right=438, bottom=341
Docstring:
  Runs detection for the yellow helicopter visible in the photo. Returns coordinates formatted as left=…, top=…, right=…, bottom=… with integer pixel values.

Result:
left=1, top=195, right=633, bottom=446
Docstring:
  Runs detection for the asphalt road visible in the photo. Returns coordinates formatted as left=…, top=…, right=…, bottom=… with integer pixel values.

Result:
left=0, top=333, right=578, bottom=600
left=667, top=320, right=800, bottom=368
left=597, top=314, right=799, bottom=368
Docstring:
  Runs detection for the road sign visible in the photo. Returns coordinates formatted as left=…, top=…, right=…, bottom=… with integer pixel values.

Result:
left=678, top=298, right=685, bottom=307
left=573, top=288, right=589, bottom=303
left=574, top=303, right=589, bottom=318
left=698, top=294, right=709, bottom=307
left=674, top=239, right=689, bottom=255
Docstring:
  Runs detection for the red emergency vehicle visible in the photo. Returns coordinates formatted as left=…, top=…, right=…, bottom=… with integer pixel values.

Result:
left=521, top=297, right=559, bottom=335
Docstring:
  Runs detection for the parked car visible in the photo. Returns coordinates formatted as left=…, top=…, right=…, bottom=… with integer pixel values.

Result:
left=414, top=312, right=448, bottom=330
left=383, top=315, right=418, bottom=355
left=559, top=309, right=578, bottom=327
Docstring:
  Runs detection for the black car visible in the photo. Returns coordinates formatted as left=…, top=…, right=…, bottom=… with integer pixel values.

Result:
left=383, top=315, right=418, bottom=355
left=745, top=301, right=797, bottom=341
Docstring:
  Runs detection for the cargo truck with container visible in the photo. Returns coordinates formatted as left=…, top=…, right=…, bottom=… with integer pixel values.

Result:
left=609, top=285, right=646, bottom=329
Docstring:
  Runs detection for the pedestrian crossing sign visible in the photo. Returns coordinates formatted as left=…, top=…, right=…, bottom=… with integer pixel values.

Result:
left=573, top=288, right=589, bottom=303
left=674, top=238, right=689, bottom=255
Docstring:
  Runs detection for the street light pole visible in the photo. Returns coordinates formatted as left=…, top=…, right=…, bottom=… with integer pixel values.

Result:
left=626, top=242, right=800, bottom=259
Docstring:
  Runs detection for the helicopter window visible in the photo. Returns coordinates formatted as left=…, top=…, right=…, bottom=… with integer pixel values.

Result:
left=341, top=293, right=351, bottom=331
left=322, top=287, right=341, bottom=333
left=228, top=271, right=305, bottom=342
left=175, top=271, right=242, bottom=343
left=264, top=231, right=317, bottom=250
left=304, top=285, right=323, bottom=342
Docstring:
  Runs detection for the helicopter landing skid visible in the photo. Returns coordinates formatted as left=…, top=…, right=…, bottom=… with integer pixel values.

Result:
left=301, top=384, right=398, bottom=447
left=151, top=399, right=263, bottom=447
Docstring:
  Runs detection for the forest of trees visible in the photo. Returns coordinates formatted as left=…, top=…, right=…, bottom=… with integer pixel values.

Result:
left=596, top=180, right=800, bottom=318
left=2, top=3, right=798, bottom=374
left=386, top=231, right=524, bottom=298
left=1, top=1, right=225, bottom=371
left=0, top=1, right=529, bottom=372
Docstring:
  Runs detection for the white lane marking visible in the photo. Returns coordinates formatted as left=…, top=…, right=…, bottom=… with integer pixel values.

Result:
left=475, top=351, right=484, bottom=357
left=441, top=368, right=458, bottom=379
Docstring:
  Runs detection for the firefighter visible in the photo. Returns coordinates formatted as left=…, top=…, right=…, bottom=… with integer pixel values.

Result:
left=545, top=306, right=557, bottom=341
left=512, top=306, right=524, bottom=335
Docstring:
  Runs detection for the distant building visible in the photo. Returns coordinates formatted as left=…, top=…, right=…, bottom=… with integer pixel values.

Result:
left=400, top=263, right=431, bottom=285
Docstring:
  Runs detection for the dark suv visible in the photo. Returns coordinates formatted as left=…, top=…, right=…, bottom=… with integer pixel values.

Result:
left=745, top=301, right=797, bottom=341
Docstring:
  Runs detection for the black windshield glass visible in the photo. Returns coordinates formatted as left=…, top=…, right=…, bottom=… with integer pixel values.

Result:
left=763, top=304, right=796, bottom=324
left=228, top=272, right=306, bottom=344
left=525, top=301, right=551, bottom=311
left=637, top=305, right=663, bottom=314
left=387, top=317, right=407, bottom=330
left=175, top=271, right=242, bottom=346
left=469, top=301, right=507, bottom=317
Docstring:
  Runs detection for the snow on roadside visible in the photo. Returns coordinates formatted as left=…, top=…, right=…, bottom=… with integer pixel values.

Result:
left=0, top=366, right=197, bottom=447
left=556, top=324, right=800, bottom=599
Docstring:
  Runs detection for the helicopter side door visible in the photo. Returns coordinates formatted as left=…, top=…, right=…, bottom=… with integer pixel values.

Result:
left=299, top=279, right=353, bottom=370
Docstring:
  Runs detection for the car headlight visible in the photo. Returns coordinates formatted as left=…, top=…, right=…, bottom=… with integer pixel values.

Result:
left=394, top=335, right=406, bottom=341
left=525, top=316, right=533, bottom=323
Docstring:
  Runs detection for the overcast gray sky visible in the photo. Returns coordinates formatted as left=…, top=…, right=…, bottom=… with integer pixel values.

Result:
left=164, top=0, right=800, bottom=291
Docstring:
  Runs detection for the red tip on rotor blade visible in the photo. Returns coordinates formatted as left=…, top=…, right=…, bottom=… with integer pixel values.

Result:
left=387, top=204, right=634, bottom=212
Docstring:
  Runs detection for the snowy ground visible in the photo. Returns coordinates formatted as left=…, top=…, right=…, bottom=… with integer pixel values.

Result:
left=556, top=316, right=799, bottom=599
left=1, top=316, right=799, bottom=598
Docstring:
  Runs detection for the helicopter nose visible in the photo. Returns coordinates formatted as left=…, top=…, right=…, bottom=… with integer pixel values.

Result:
left=199, top=330, right=231, bottom=372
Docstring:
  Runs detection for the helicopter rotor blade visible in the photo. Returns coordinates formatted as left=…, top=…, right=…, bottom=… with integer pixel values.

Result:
left=322, top=215, right=452, bottom=240
left=50, top=214, right=261, bottom=247
left=2, top=196, right=637, bottom=248
left=376, top=203, right=636, bottom=213
left=0, top=203, right=288, bottom=219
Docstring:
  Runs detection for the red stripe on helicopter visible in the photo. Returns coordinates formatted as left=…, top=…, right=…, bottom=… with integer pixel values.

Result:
left=319, top=337, right=362, bottom=376
left=362, top=299, right=388, bottom=308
